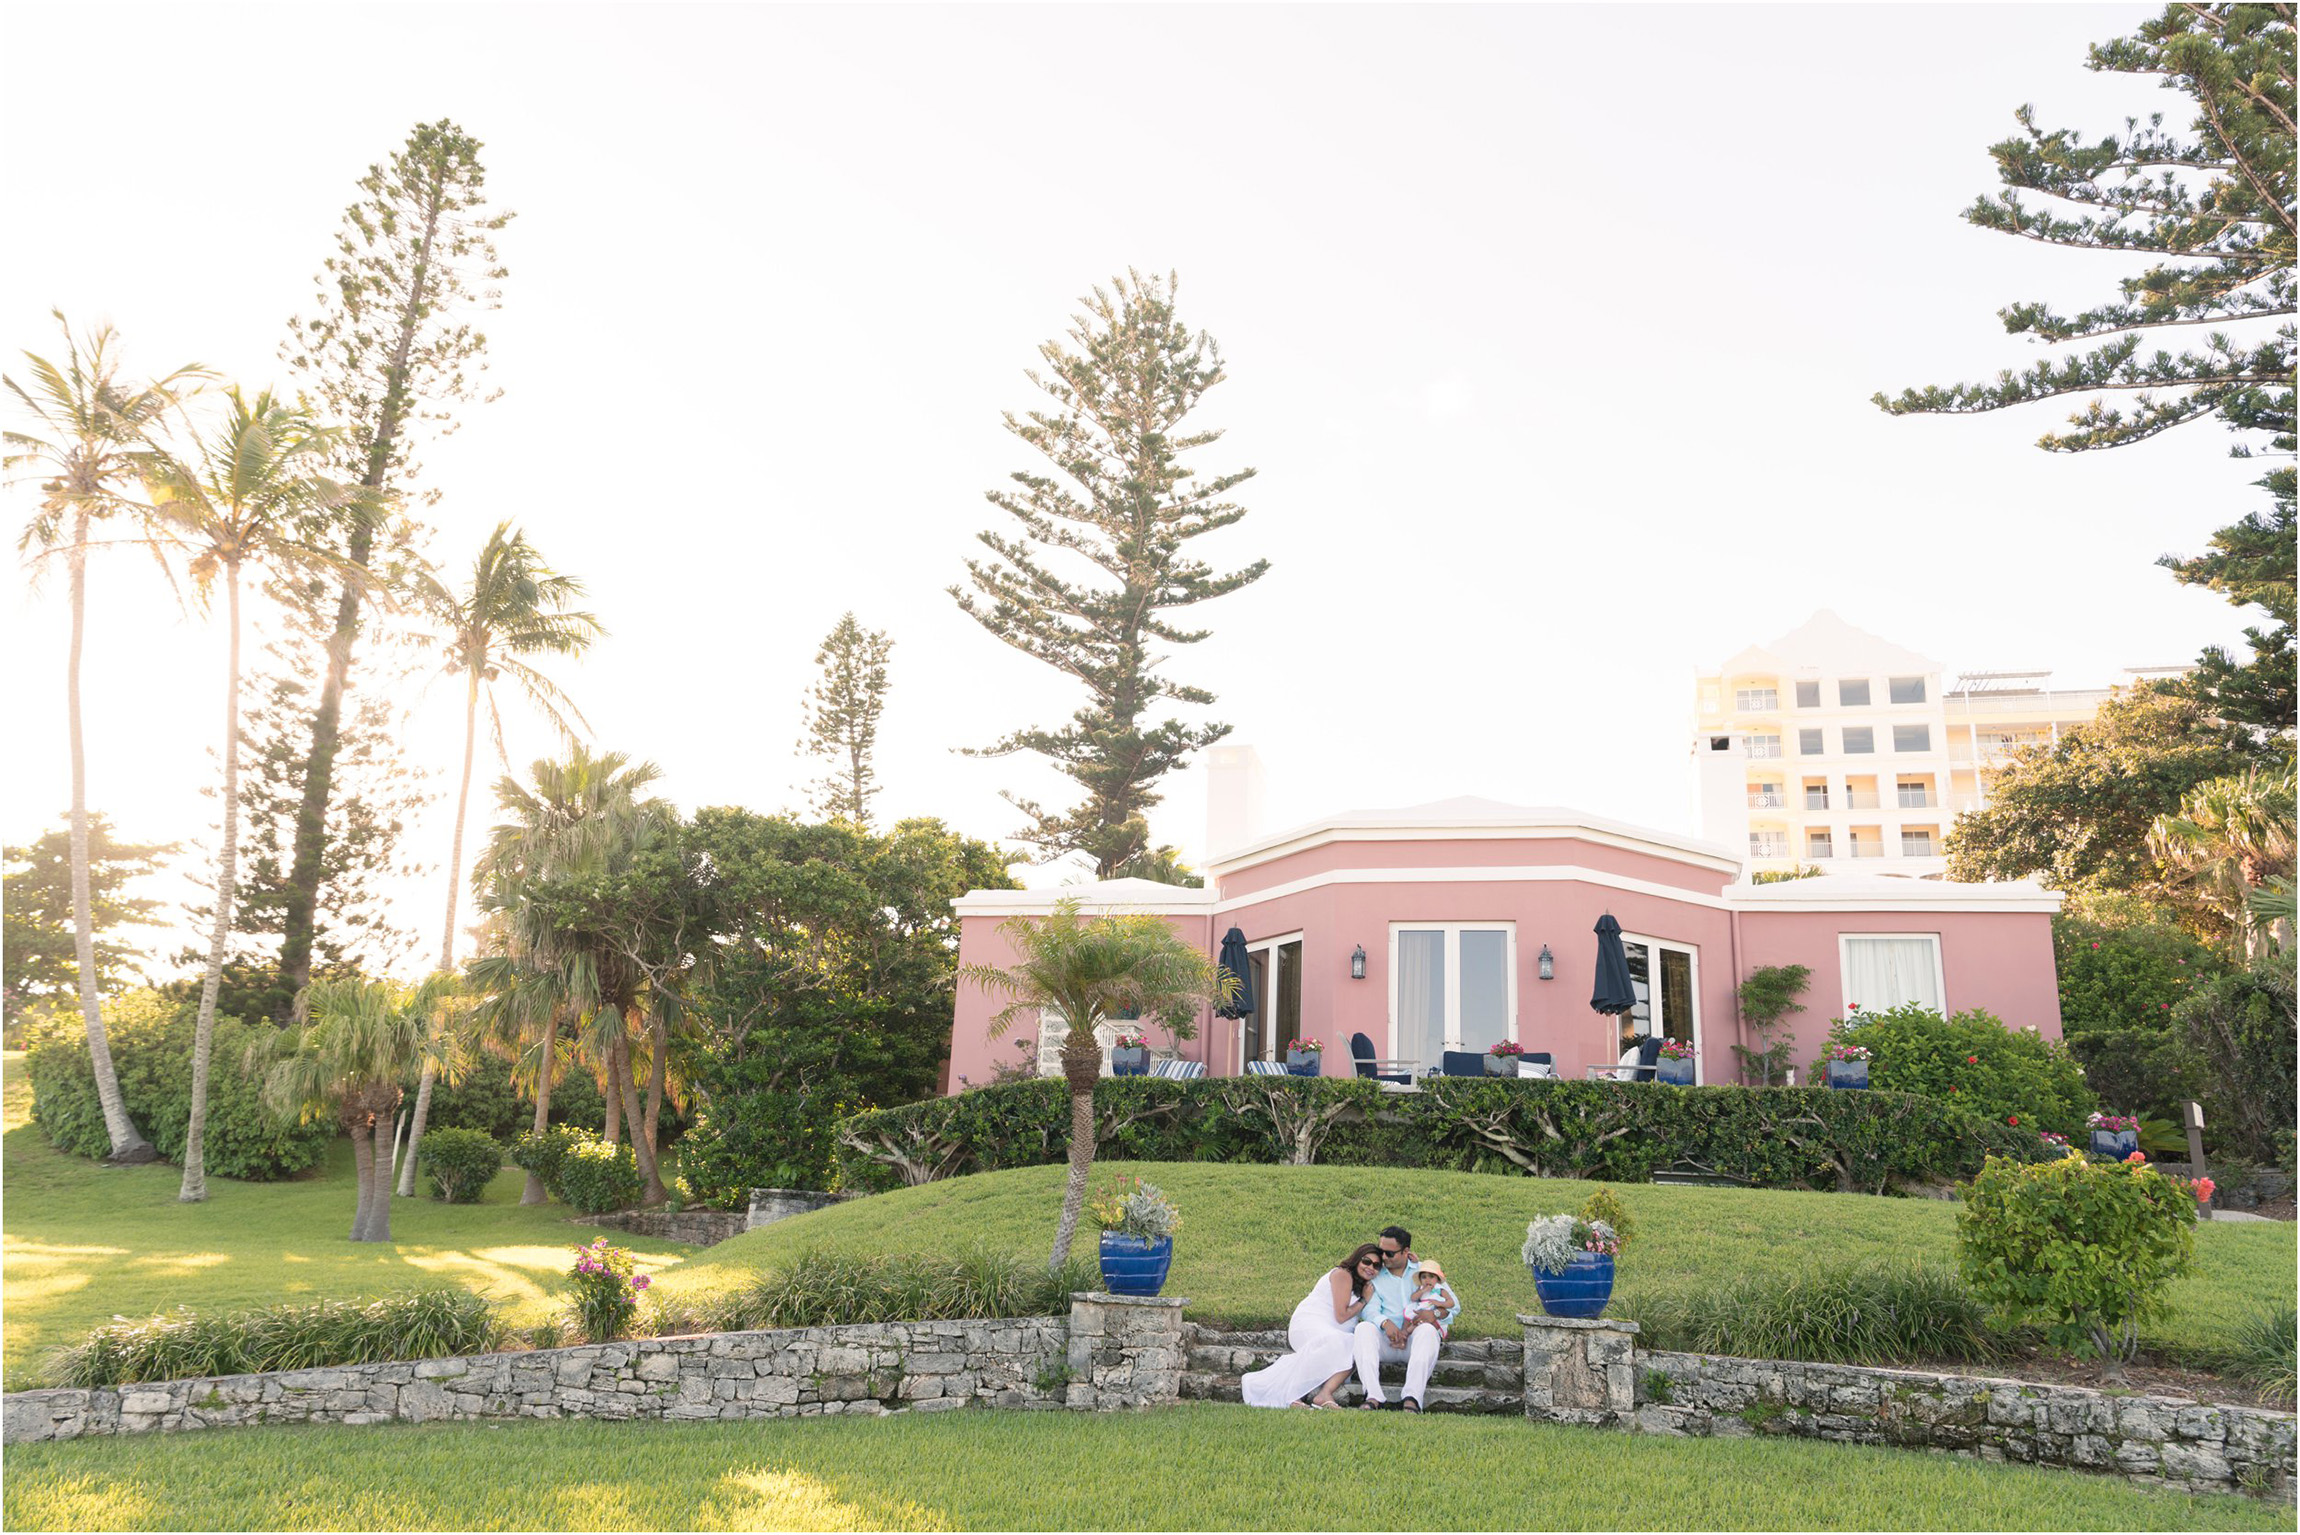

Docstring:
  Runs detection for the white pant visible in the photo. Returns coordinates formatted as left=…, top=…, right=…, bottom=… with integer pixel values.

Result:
left=1353, top=1319, right=1440, bottom=1406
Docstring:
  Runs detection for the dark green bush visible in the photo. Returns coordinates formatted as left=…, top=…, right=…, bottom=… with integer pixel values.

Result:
left=24, top=990, right=333, bottom=1180
left=2174, top=958, right=2297, bottom=1164
left=44, top=1289, right=503, bottom=1388
left=832, top=1077, right=2049, bottom=1195
left=419, top=1127, right=504, bottom=1203
left=555, top=1136, right=644, bottom=1214
left=1634, top=1260, right=2004, bottom=1366
left=678, top=1088, right=861, bottom=1210
left=699, top=1248, right=1098, bottom=1334
left=509, top=1124, right=593, bottom=1200
left=2053, top=913, right=2227, bottom=1035
left=422, top=1056, right=606, bottom=1143
left=1827, top=1004, right=2096, bottom=1138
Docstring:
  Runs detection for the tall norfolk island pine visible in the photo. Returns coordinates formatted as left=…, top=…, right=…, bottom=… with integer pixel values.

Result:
left=954, top=271, right=1268, bottom=877
left=6, top=316, right=205, bottom=1163
left=798, top=612, right=892, bottom=826
left=276, top=120, right=512, bottom=1014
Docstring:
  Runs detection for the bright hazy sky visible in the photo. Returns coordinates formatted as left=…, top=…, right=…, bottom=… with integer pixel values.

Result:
left=1, top=3, right=2268, bottom=977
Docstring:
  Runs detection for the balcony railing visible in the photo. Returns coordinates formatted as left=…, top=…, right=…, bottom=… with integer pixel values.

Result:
left=1749, top=835, right=1789, bottom=858
left=1807, top=840, right=1834, bottom=859
left=1747, top=792, right=1785, bottom=808
left=1901, top=837, right=1936, bottom=857
left=1803, top=792, right=1829, bottom=810
left=1896, top=790, right=1936, bottom=809
left=1848, top=843, right=1886, bottom=859
left=1745, top=739, right=1783, bottom=759
left=1845, top=791, right=1881, bottom=809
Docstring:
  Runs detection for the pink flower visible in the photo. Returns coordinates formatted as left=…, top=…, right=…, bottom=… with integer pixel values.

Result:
left=634, top=1275, right=651, bottom=1290
left=2125, top=1151, right=2147, bottom=1165
left=2007, top=1115, right=2020, bottom=1127
left=2193, top=1178, right=2216, bottom=1203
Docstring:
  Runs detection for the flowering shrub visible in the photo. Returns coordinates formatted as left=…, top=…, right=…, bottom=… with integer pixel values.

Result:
left=1822, top=1042, right=1872, bottom=1063
left=1821, top=1004, right=2095, bottom=1137
left=2087, top=1112, right=2142, bottom=1132
left=568, top=1239, right=651, bottom=1342
left=1579, top=1187, right=1637, bottom=1257
left=1291, top=1037, right=1325, bottom=1053
left=2038, top=1131, right=2069, bottom=1149
left=1956, top=1150, right=2197, bottom=1366
left=1111, top=1033, right=1146, bottom=1051
left=1487, top=1040, right=1525, bottom=1058
left=2189, top=1176, right=2217, bottom=1204
left=1522, top=1213, right=1619, bottom=1273
left=1657, top=1040, right=1696, bottom=1061
left=1087, top=1175, right=1181, bottom=1241
left=556, top=1138, right=645, bottom=1215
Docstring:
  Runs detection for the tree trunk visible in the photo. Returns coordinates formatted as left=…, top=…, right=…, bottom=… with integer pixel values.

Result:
left=522, top=1010, right=559, bottom=1205
left=348, top=1111, right=376, bottom=1241
left=396, top=1061, right=437, bottom=1197
left=362, top=1097, right=400, bottom=1242
left=1047, top=1035, right=1103, bottom=1271
left=276, top=184, right=449, bottom=1012
left=615, top=1030, right=668, bottom=1205
left=180, top=563, right=244, bottom=1203
left=643, top=1012, right=667, bottom=1156
left=64, top=508, right=155, bottom=1163
left=603, top=1063, right=621, bottom=1145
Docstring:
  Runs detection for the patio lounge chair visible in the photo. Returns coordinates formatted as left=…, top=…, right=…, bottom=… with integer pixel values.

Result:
left=1440, top=1050, right=1487, bottom=1078
left=1150, top=1058, right=1207, bottom=1080
left=1244, top=1060, right=1289, bottom=1077
left=1349, top=1033, right=1414, bottom=1086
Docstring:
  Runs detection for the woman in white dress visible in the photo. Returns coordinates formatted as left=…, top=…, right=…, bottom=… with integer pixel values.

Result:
left=1240, top=1244, right=1382, bottom=1409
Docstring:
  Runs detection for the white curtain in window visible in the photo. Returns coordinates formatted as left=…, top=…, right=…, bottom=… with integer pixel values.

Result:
left=1397, top=930, right=1446, bottom=1065
left=1842, top=937, right=1941, bottom=1012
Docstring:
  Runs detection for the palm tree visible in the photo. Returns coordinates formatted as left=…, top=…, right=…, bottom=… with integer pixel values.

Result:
left=474, top=746, right=683, bottom=1205
left=253, top=975, right=462, bottom=1241
left=2149, top=768, right=2299, bottom=961
left=6, top=314, right=205, bottom=1164
left=396, top=522, right=602, bottom=1195
left=145, top=388, right=371, bottom=1203
left=961, top=898, right=1229, bottom=1269
left=467, top=934, right=577, bottom=1204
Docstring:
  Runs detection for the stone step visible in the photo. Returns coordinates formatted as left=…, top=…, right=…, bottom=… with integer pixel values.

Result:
left=1186, top=1340, right=1516, bottom=1393
left=1182, top=1371, right=1520, bottom=1415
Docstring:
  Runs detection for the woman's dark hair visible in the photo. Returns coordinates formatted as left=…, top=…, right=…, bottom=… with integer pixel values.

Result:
left=1336, top=1243, right=1384, bottom=1298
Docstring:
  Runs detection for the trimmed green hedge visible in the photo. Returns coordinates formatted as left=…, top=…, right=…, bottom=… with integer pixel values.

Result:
left=832, top=1076, right=2051, bottom=1196
left=23, top=990, right=333, bottom=1181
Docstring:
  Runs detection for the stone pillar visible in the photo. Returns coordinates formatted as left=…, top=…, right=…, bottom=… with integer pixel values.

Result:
left=1519, top=1313, right=1640, bottom=1428
left=1066, top=1292, right=1188, bottom=1410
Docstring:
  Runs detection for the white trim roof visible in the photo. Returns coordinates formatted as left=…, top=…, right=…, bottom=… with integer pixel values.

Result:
left=1204, top=796, right=1743, bottom=875
left=1726, top=871, right=2061, bottom=914
left=951, top=876, right=1219, bottom=917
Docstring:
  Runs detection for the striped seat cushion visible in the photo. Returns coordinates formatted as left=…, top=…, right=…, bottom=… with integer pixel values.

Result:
left=1150, top=1058, right=1207, bottom=1080
left=1244, top=1060, right=1289, bottom=1077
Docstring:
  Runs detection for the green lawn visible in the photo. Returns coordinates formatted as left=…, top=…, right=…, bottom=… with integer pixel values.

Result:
left=5, top=1404, right=2290, bottom=1532
left=0, top=1053, right=695, bottom=1385
left=651, top=1160, right=2297, bottom=1361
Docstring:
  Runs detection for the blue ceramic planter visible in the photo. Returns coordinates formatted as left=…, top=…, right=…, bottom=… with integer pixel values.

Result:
left=1099, top=1233, right=1173, bottom=1297
left=1110, top=1047, right=1151, bottom=1078
left=1656, top=1055, right=1695, bottom=1086
left=1826, top=1059, right=1870, bottom=1090
left=2091, top=1128, right=2139, bottom=1159
left=1531, top=1252, right=1614, bottom=1319
left=1285, top=1050, right=1323, bottom=1077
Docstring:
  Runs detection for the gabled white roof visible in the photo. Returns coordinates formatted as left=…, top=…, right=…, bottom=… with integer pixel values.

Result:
left=1716, top=610, right=1940, bottom=678
left=951, top=875, right=1219, bottom=917
left=1727, top=872, right=2060, bottom=913
left=1205, top=797, right=1742, bottom=875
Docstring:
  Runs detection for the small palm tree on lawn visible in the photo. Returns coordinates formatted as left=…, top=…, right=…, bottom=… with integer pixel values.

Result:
left=396, top=522, right=602, bottom=1195
left=253, top=975, right=466, bottom=1242
left=2149, top=768, right=2298, bottom=961
left=144, top=387, right=373, bottom=1203
left=962, top=898, right=1230, bottom=1270
left=6, top=313, right=207, bottom=1165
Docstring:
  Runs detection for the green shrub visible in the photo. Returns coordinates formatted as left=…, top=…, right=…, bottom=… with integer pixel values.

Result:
left=555, top=1137, right=644, bottom=1214
left=2053, top=913, right=2227, bottom=1035
left=2222, top=1300, right=2297, bottom=1409
left=23, top=990, right=333, bottom=1180
left=419, top=1127, right=504, bottom=1204
left=509, top=1124, right=593, bottom=1200
left=421, top=1056, right=607, bottom=1143
left=678, top=1088, right=861, bottom=1210
left=1827, top=1004, right=2096, bottom=1138
left=567, top=1239, right=650, bottom=1343
left=1635, top=1260, right=2003, bottom=1366
left=705, top=1248, right=1097, bottom=1333
left=43, top=1289, right=503, bottom=1388
left=832, top=1077, right=2050, bottom=1195
left=1957, top=1151, right=2198, bottom=1364
left=2174, top=958, right=2297, bottom=1165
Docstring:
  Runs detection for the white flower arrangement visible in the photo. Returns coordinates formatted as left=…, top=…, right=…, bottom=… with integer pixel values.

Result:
left=1522, top=1214, right=1619, bottom=1274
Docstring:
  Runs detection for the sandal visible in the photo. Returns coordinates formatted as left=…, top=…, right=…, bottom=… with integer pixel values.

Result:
left=1309, top=1397, right=1342, bottom=1410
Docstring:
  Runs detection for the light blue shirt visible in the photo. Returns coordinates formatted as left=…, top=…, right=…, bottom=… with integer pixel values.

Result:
left=1369, top=1261, right=1460, bottom=1330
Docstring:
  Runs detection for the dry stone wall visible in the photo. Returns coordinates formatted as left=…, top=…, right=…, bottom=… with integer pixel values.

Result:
left=1, top=1293, right=1183, bottom=1446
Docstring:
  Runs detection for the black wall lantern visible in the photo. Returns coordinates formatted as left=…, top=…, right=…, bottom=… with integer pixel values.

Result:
left=1350, top=945, right=1367, bottom=981
left=1537, top=944, right=1555, bottom=981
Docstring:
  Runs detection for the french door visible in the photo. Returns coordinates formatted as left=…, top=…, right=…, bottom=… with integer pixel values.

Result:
left=1390, top=923, right=1516, bottom=1069
left=1618, top=934, right=1700, bottom=1081
left=1242, top=936, right=1303, bottom=1064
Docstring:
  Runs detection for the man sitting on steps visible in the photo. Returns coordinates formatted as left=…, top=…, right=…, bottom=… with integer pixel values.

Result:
left=1353, top=1224, right=1458, bottom=1411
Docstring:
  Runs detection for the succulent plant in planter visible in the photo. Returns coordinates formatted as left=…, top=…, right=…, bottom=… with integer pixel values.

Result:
left=1090, top=1176, right=1181, bottom=1297
left=1523, top=1213, right=1622, bottom=1318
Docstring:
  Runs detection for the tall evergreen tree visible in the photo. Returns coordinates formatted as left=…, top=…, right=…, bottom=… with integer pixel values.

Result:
left=3, top=819, right=175, bottom=1022
left=274, top=120, right=512, bottom=1005
left=952, top=271, right=1268, bottom=876
left=797, top=612, right=891, bottom=826
left=1874, top=5, right=2294, bottom=732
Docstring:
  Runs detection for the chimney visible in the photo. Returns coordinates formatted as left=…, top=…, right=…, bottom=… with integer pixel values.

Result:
left=1205, top=744, right=1265, bottom=860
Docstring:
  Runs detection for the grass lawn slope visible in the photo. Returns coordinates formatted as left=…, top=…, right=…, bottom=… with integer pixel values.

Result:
left=5, top=1406, right=2291, bottom=1532
left=653, top=1161, right=2294, bottom=1361
left=0, top=1053, right=693, bottom=1384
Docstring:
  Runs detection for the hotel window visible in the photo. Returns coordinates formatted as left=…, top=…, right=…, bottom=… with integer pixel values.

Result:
left=1746, top=734, right=1782, bottom=758
left=1392, top=924, right=1514, bottom=1069
left=1897, top=778, right=1932, bottom=809
left=1843, top=726, right=1875, bottom=754
left=1889, top=676, right=1927, bottom=705
left=1839, top=934, right=1943, bottom=1013
left=1734, top=688, right=1778, bottom=712
left=1838, top=678, right=1871, bottom=707
left=1807, top=829, right=1834, bottom=858
left=1803, top=780, right=1830, bottom=809
left=1798, top=728, right=1825, bottom=755
left=1901, top=828, right=1937, bottom=857
left=1795, top=680, right=1821, bottom=708
left=1893, top=724, right=1931, bottom=753
left=1242, top=937, right=1304, bottom=1065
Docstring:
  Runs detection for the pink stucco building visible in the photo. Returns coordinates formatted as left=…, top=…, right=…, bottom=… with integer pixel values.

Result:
left=943, top=795, right=2063, bottom=1092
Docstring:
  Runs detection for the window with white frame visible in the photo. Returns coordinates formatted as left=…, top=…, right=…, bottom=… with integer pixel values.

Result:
left=1838, top=678, right=1872, bottom=706
left=1889, top=676, right=1927, bottom=705
left=1842, top=726, right=1875, bottom=754
left=1893, top=724, right=1931, bottom=753
left=1798, top=728, right=1825, bottom=755
left=1839, top=934, right=1944, bottom=1014
left=1746, top=734, right=1782, bottom=758
left=1734, top=687, right=1778, bottom=712
left=1620, top=934, right=1700, bottom=1080
left=1241, top=935, right=1304, bottom=1065
left=1795, top=680, right=1821, bottom=708
left=1391, top=923, right=1515, bottom=1067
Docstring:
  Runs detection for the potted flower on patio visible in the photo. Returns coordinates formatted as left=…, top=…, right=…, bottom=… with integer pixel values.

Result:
left=1821, top=1041, right=1871, bottom=1089
left=1523, top=1212, right=1621, bottom=1319
left=1654, top=1038, right=1697, bottom=1085
left=2087, top=1112, right=2142, bottom=1160
left=1485, top=1039, right=1525, bottom=1076
left=1109, top=1032, right=1151, bottom=1077
left=1285, top=1036, right=1325, bottom=1076
left=1090, top=1175, right=1180, bottom=1297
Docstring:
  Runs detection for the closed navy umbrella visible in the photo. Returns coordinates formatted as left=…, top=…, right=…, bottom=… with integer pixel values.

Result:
left=1590, top=915, right=1638, bottom=1018
left=1215, top=926, right=1257, bottom=1020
